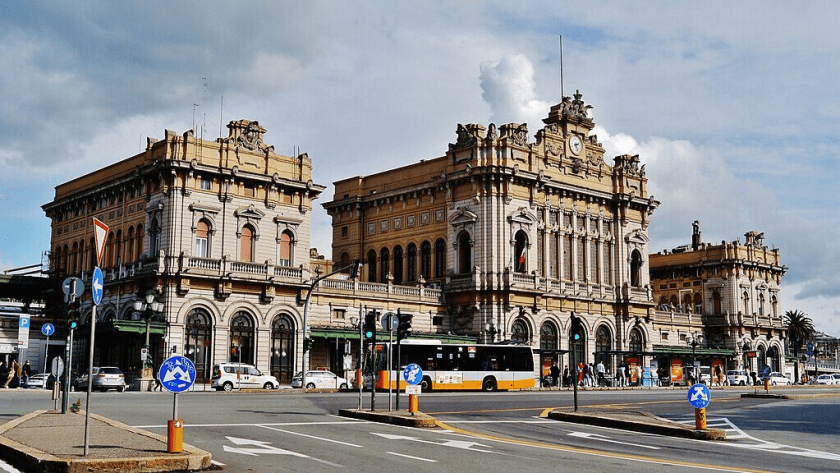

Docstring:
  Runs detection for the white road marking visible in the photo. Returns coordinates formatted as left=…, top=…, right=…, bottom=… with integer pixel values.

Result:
left=568, top=431, right=661, bottom=450
left=372, top=432, right=496, bottom=453
left=257, top=424, right=363, bottom=447
left=387, top=451, right=438, bottom=462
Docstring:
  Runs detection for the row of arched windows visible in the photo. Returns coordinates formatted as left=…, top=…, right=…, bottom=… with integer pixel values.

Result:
left=53, top=224, right=145, bottom=275
left=365, top=238, right=447, bottom=284
left=531, top=319, right=645, bottom=372
left=194, top=218, right=295, bottom=266
left=184, top=308, right=297, bottom=383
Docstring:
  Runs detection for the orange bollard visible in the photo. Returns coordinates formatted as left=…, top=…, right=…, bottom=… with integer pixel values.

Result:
left=694, top=407, right=707, bottom=430
left=168, top=419, right=184, bottom=453
left=764, top=379, right=770, bottom=392
left=408, top=393, right=419, bottom=414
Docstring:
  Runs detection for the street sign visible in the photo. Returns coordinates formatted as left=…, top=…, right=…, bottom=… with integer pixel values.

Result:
left=403, top=363, right=423, bottom=385
left=687, top=383, right=711, bottom=409
left=91, top=267, right=103, bottom=305
left=159, top=355, right=196, bottom=393
left=92, top=218, right=109, bottom=267
left=405, top=385, right=421, bottom=395
left=381, top=312, right=399, bottom=331
left=41, top=323, right=55, bottom=337
left=51, top=357, right=64, bottom=378
left=18, top=315, right=30, bottom=348
left=62, top=277, right=84, bottom=299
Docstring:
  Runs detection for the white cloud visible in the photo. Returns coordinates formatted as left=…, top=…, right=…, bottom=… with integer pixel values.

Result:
left=479, top=53, right=552, bottom=128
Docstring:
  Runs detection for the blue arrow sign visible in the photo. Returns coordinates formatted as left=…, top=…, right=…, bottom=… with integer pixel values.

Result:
left=41, top=323, right=55, bottom=337
left=91, top=267, right=104, bottom=305
left=403, top=363, right=423, bottom=385
left=687, top=383, right=711, bottom=409
left=159, top=355, right=196, bottom=393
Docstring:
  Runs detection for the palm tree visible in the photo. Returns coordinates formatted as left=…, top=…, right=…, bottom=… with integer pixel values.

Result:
left=785, top=310, right=815, bottom=383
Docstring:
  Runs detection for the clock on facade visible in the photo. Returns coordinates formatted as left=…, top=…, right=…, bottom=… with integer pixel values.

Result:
left=569, top=135, right=582, bottom=155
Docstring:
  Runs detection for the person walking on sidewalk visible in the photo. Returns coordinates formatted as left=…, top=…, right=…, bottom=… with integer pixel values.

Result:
left=596, top=360, right=605, bottom=387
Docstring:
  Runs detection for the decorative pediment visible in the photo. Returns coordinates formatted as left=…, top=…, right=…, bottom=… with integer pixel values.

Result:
left=507, top=207, right=538, bottom=226
left=234, top=204, right=265, bottom=220
left=625, top=229, right=649, bottom=245
left=449, top=207, right=478, bottom=226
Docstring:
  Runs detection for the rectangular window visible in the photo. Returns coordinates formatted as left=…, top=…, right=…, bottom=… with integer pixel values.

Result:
left=562, top=234, right=572, bottom=280
left=590, top=241, right=599, bottom=283
left=549, top=234, right=558, bottom=278
left=333, top=309, right=346, bottom=320
left=200, top=178, right=211, bottom=190
left=244, top=183, right=256, bottom=197
left=341, top=226, right=349, bottom=238
left=576, top=239, right=585, bottom=281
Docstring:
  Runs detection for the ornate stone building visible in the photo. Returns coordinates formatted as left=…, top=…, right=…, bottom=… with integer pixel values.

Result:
left=42, top=120, right=326, bottom=384
left=325, top=92, right=661, bottom=378
left=649, top=221, right=788, bottom=382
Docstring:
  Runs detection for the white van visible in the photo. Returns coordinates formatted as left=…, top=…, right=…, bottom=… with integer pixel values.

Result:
left=211, top=363, right=279, bottom=391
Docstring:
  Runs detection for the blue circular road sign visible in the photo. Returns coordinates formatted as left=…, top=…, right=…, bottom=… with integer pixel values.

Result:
left=91, top=267, right=104, bottom=305
left=41, top=323, right=55, bottom=337
left=403, top=363, right=423, bottom=385
left=687, top=383, right=711, bottom=409
left=158, top=355, right=196, bottom=393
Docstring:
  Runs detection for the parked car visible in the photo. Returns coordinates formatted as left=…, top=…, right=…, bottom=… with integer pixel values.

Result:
left=761, top=372, right=791, bottom=386
left=75, top=367, right=126, bottom=392
left=24, top=373, right=49, bottom=389
left=726, top=370, right=750, bottom=386
left=291, top=370, right=350, bottom=390
left=832, top=374, right=840, bottom=384
left=815, top=374, right=836, bottom=385
left=211, top=363, right=279, bottom=391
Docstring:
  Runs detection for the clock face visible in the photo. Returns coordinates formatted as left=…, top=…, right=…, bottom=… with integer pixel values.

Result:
left=569, top=135, right=582, bottom=155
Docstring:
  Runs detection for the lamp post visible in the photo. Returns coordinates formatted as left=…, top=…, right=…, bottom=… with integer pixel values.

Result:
left=133, top=294, right=164, bottom=391
left=484, top=323, right=498, bottom=343
left=686, top=333, right=703, bottom=385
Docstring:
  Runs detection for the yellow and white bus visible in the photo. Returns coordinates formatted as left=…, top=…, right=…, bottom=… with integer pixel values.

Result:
left=373, top=340, right=535, bottom=391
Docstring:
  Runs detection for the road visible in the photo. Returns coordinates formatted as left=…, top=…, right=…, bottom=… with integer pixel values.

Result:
left=1, top=386, right=838, bottom=472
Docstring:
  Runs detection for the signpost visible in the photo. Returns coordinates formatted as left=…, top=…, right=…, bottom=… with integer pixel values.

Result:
left=159, top=355, right=196, bottom=453
left=17, top=315, right=30, bottom=349
left=403, top=363, right=423, bottom=414
left=83, top=218, right=108, bottom=456
left=41, top=324, right=55, bottom=388
left=687, top=383, right=711, bottom=430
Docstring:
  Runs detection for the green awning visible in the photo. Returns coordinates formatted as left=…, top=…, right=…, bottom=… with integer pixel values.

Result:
left=308, top=328, right=477, bottom=344
left=110, top=320, right=167, bottom=335
left=651, top=345, right=736, bottom=357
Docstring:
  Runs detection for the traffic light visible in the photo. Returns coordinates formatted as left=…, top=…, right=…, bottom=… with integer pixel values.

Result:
left=570, top=312, right=582, bottom=343
left=67, top=300, right=80, bottom=330
left=349, top=259, right=362, bottom=279
left=397, top=311, right=412, bottom=341
left=364, top=310, right=377, bottom=344
left=303, top=337, right=314, bottom=352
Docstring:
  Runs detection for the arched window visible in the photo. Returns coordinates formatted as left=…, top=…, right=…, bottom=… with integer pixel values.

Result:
left=758, top=293, right=765, bottom=316
left=127, top=226, right=136, bottom=262
left=514, top=230, right=528, bottom=273
left=106, top=234, right=115, bottom=267
left=89, top=237, right=96, bottom=272
left=380, top=247, right=390, bottom=282
left=771, top=295, right=778, bottom=318
left=240, top=225, right=255, bottom=262
left=457, top=231, right=471, bottom=274
left=682, top=293, right=692, bottom=312
left=629, top=328, right=643, bottom=354
left=339, top=252, right=350, bottom=270
left=115, top=229, right=123, bottom=265
left=71, top=241, right=79, bottom=274
left=420, top=241, right=431, bottom=279
left=595, top=325, right=612, bottom=372
left=367, top=249, right=377, bottom=282
left=185, top=308, right=213, bottom=383
left=278, top=230, right=293, bottom=266
left=149, top=218, right=160, bottom=256
left=229, top=311, right=255, bottom=364
left=136, top=224, right=144, bottom=258
left=693, top=293, right=703, bottom=314
left=434, top=239, right=446, bottom=277
left=511, top=318, right=529, bottom=344
left=630, top=250, right=643, bottom=287
left=270, top=314, right=295, bottom=383
left=406, top=244, right=417, bottom=282
left=713, top=291, right=722, bottom=316
left=393, top=246, right=403, bottom=285
left=540, top=322, right=558, bottom=351
left=742, top=291, right=750, bottom=314
left=195, top=220, right=210, bottom=258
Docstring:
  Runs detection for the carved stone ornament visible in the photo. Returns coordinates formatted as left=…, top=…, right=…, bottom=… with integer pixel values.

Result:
left=224, top=120, right=275, bottom=153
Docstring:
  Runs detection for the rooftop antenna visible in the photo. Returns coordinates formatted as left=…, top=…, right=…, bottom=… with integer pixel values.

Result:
left=559, top=35, right=564, bottom=99
left=219, top=95, right=224, bottom=139
left=201, top=77, right=208, bottom=140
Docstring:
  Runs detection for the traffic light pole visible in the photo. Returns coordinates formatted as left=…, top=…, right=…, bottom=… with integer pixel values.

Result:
left=300, top=260, right=361, bottom=390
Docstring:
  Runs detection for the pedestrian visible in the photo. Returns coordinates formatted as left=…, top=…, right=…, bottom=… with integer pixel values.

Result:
left=624, top=364, right=631, bottom=387
left=21, top=360, right=32, bottom=387
left=596, top=360, right=606, bottom=387
left=550, top=362, right=561, bottom=388
left=618, top=362, right=626, bottom=387
left=577, top=362, right=584, bottom=386
left=636, top=364, right=643, bottom=387
left=7, top=360, right=20, bottom=388
left=714, top=364, right=723, bottom=387
left=153, top=363, right=162, bottom=391
left=563, top=365, right=570, bottom=388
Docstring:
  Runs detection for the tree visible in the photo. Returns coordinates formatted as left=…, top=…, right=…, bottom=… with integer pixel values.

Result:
left=785, top=309, right=815, bottom=383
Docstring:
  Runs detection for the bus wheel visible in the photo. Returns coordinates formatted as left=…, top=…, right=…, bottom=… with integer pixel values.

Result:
left=420, top=377, right=432, bottom=392
left=482, top=377, right=497, bottom=392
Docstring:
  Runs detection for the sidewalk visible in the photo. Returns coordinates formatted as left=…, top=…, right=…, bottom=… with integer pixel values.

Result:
left=0, top=410, right=211, bottom=473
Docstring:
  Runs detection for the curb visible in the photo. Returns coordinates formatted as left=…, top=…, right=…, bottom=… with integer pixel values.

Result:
left=338, top=409, right=437, bottom=428
left=546, top=409, right=727, bottom=440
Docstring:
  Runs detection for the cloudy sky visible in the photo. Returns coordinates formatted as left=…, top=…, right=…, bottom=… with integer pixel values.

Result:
left=2, top=2, right=838, bottom=336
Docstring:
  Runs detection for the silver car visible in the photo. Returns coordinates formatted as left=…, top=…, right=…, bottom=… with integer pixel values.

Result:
left=291, top=370, right=350, bottom=389
left=761, top=372, right=790, bottom=386
left=75, top=367, right=126, bottom=392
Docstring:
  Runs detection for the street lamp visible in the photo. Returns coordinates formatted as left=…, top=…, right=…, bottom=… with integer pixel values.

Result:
left=133, top=293, right=164, bottom=391
left=686, top=333, right=704, bottom=385
left=484, top=323, right=498, bottom=343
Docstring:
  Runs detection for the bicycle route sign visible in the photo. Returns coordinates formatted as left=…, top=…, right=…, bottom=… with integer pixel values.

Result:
left=403, top=363, right=422, bottom=385
left=158, top=355, right=196, bottom=393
